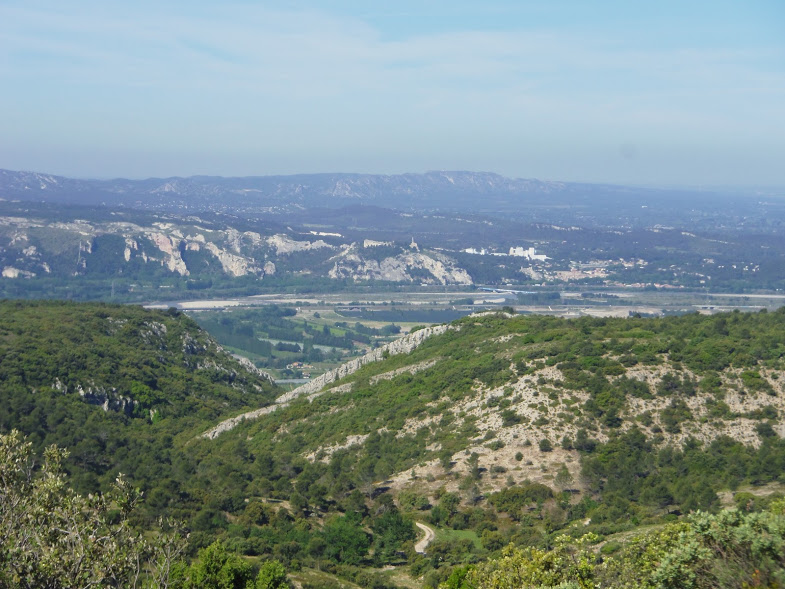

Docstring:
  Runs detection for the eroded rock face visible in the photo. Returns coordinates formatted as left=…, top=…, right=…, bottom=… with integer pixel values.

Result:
left=232, top=355, right=275, bottom=385
left=204, top=243, right=260, bottom=277
left=406, top=251, right=473, bottom=285
left=53, top=379, right=137, bottom=415
left=0, top=216, right=473, bottom=284
left=150, top=232, right=189, bottom=275
left=328, top=255, right=409, bottom=282
left=124, top=238, right=139, bottom=262
left=328, top=250, right=472, bottom=285
left=266, top=234, right=334, bottom=255
left=2, top=266, right=35, bottom=278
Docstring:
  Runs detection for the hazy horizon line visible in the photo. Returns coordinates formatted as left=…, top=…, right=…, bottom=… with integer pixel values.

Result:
left=4, top=166, right=784, bottom=194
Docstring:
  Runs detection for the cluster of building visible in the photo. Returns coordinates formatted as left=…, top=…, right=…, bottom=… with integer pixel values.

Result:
left=462, top=246, right=548, bottom=261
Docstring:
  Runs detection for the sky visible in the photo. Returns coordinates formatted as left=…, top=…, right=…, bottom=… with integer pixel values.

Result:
left=1, top=0, right=784, bottom=187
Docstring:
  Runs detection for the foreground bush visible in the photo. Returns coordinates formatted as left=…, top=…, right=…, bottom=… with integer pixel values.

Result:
left=460, top=502, right=785, bottom=589
left=0, top=429, right=292, bottom=589
left=0, top=429, right=187, bottom=588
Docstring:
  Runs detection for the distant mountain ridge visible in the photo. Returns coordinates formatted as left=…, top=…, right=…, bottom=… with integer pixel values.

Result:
left=0, top=168, right=711, bottom=215
left=4, top=167, right=785, bottom=297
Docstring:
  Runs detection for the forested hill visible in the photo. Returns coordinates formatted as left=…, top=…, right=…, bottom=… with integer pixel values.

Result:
left=207, top=308, right=785, bottom=500
left=0, top=300, right=278, bottom=494
left=3, top=302, right=785, bottom=588
left=179, top=307, right=785, bottom=587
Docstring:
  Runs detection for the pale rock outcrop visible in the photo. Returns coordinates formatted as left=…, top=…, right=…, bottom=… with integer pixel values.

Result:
left=369, top=358, right=440, bottom=385
left=0, top=216, right=43, bottom=230
left=9, top=231, right=30, bottom=245
left=2, top=266, right=35, bottom=278
left=201, top=404, right=282, bottom=440
left=53, top=379, right=137, bottom=415
left=275, top=324, right=453, bottom=402
left=266, top=234, right=333, bottom=255
left=406, top=251, right=472, bottom=285
left=149, top=232, right=189, bottom=275
left=306, top=434, right=370, bottom=462
left=105, top=222, right=144, bottom=233
left=184, top=233, right=207, bottom=244
left=205, top=242, right=260, bottom=277
left=124, top=238, right=139, bottom=262
left=223, top=229, right=264, bottom=253
left=224, top=228, right=243, bottom=253
left=328, top=250, right=473, bottom=285
left=328, top=254, right=410, bottom=282
left=243, top=231, right=264, bottom=246
left=51, top=221, right=95, bottom=236
left=232, top=355, right=275, bottom=385
left=200, top=323, right=454, bottom=439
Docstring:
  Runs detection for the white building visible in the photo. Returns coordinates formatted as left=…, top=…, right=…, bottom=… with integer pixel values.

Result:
left=509, top=246, right=547, bottom=261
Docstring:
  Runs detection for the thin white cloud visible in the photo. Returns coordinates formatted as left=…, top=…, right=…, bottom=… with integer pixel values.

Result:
left=0, top=1, right=783, bottom=184
left=3, top=3, right=780, bottom=92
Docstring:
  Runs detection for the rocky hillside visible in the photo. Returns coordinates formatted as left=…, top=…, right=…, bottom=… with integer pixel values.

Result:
left=0, top=212, right=472, bottom=286
left=0, top=300, right=279, bottom=495
left=180, top=307, right=785, bottom=586
left=201, top=323, right=453, bottom=440
left=4, top=190, right=785, bottom=297
left=0, top=209, right=472, bottom=284
left=201, top=308, right=785, bottom=507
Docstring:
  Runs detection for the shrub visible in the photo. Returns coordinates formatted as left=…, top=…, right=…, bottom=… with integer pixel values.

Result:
left=0, top=430, right=187, bottom=588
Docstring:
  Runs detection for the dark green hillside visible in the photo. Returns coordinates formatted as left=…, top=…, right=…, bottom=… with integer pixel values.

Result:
left=0, top=299, right=278, bottom=500
left=189, top=308, right=785, bottom=586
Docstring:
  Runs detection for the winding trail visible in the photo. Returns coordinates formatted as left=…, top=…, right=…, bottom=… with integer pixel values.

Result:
left=414, top=522, right=436, bottom=554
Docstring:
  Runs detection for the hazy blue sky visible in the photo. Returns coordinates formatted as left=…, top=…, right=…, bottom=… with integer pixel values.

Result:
left=1, top=0, right=783, bottom=186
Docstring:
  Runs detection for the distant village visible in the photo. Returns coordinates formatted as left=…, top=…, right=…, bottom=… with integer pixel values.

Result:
left=462, top=246, right=548, bottom=261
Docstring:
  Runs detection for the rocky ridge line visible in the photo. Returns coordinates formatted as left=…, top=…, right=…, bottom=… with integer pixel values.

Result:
left=200, top=323, right=453, bottom=440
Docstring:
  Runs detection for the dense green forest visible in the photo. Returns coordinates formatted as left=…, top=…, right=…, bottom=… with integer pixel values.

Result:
left=2, top=300, right=785, bottom=587
left=0, top=300, right=278, bottom=513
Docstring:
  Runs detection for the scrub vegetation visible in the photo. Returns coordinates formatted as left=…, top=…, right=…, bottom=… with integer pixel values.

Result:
left=2, top=300, right=785, bottom=587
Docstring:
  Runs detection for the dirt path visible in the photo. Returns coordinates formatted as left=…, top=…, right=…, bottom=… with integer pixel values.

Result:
left=414, top=522, right=436, bottom=554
